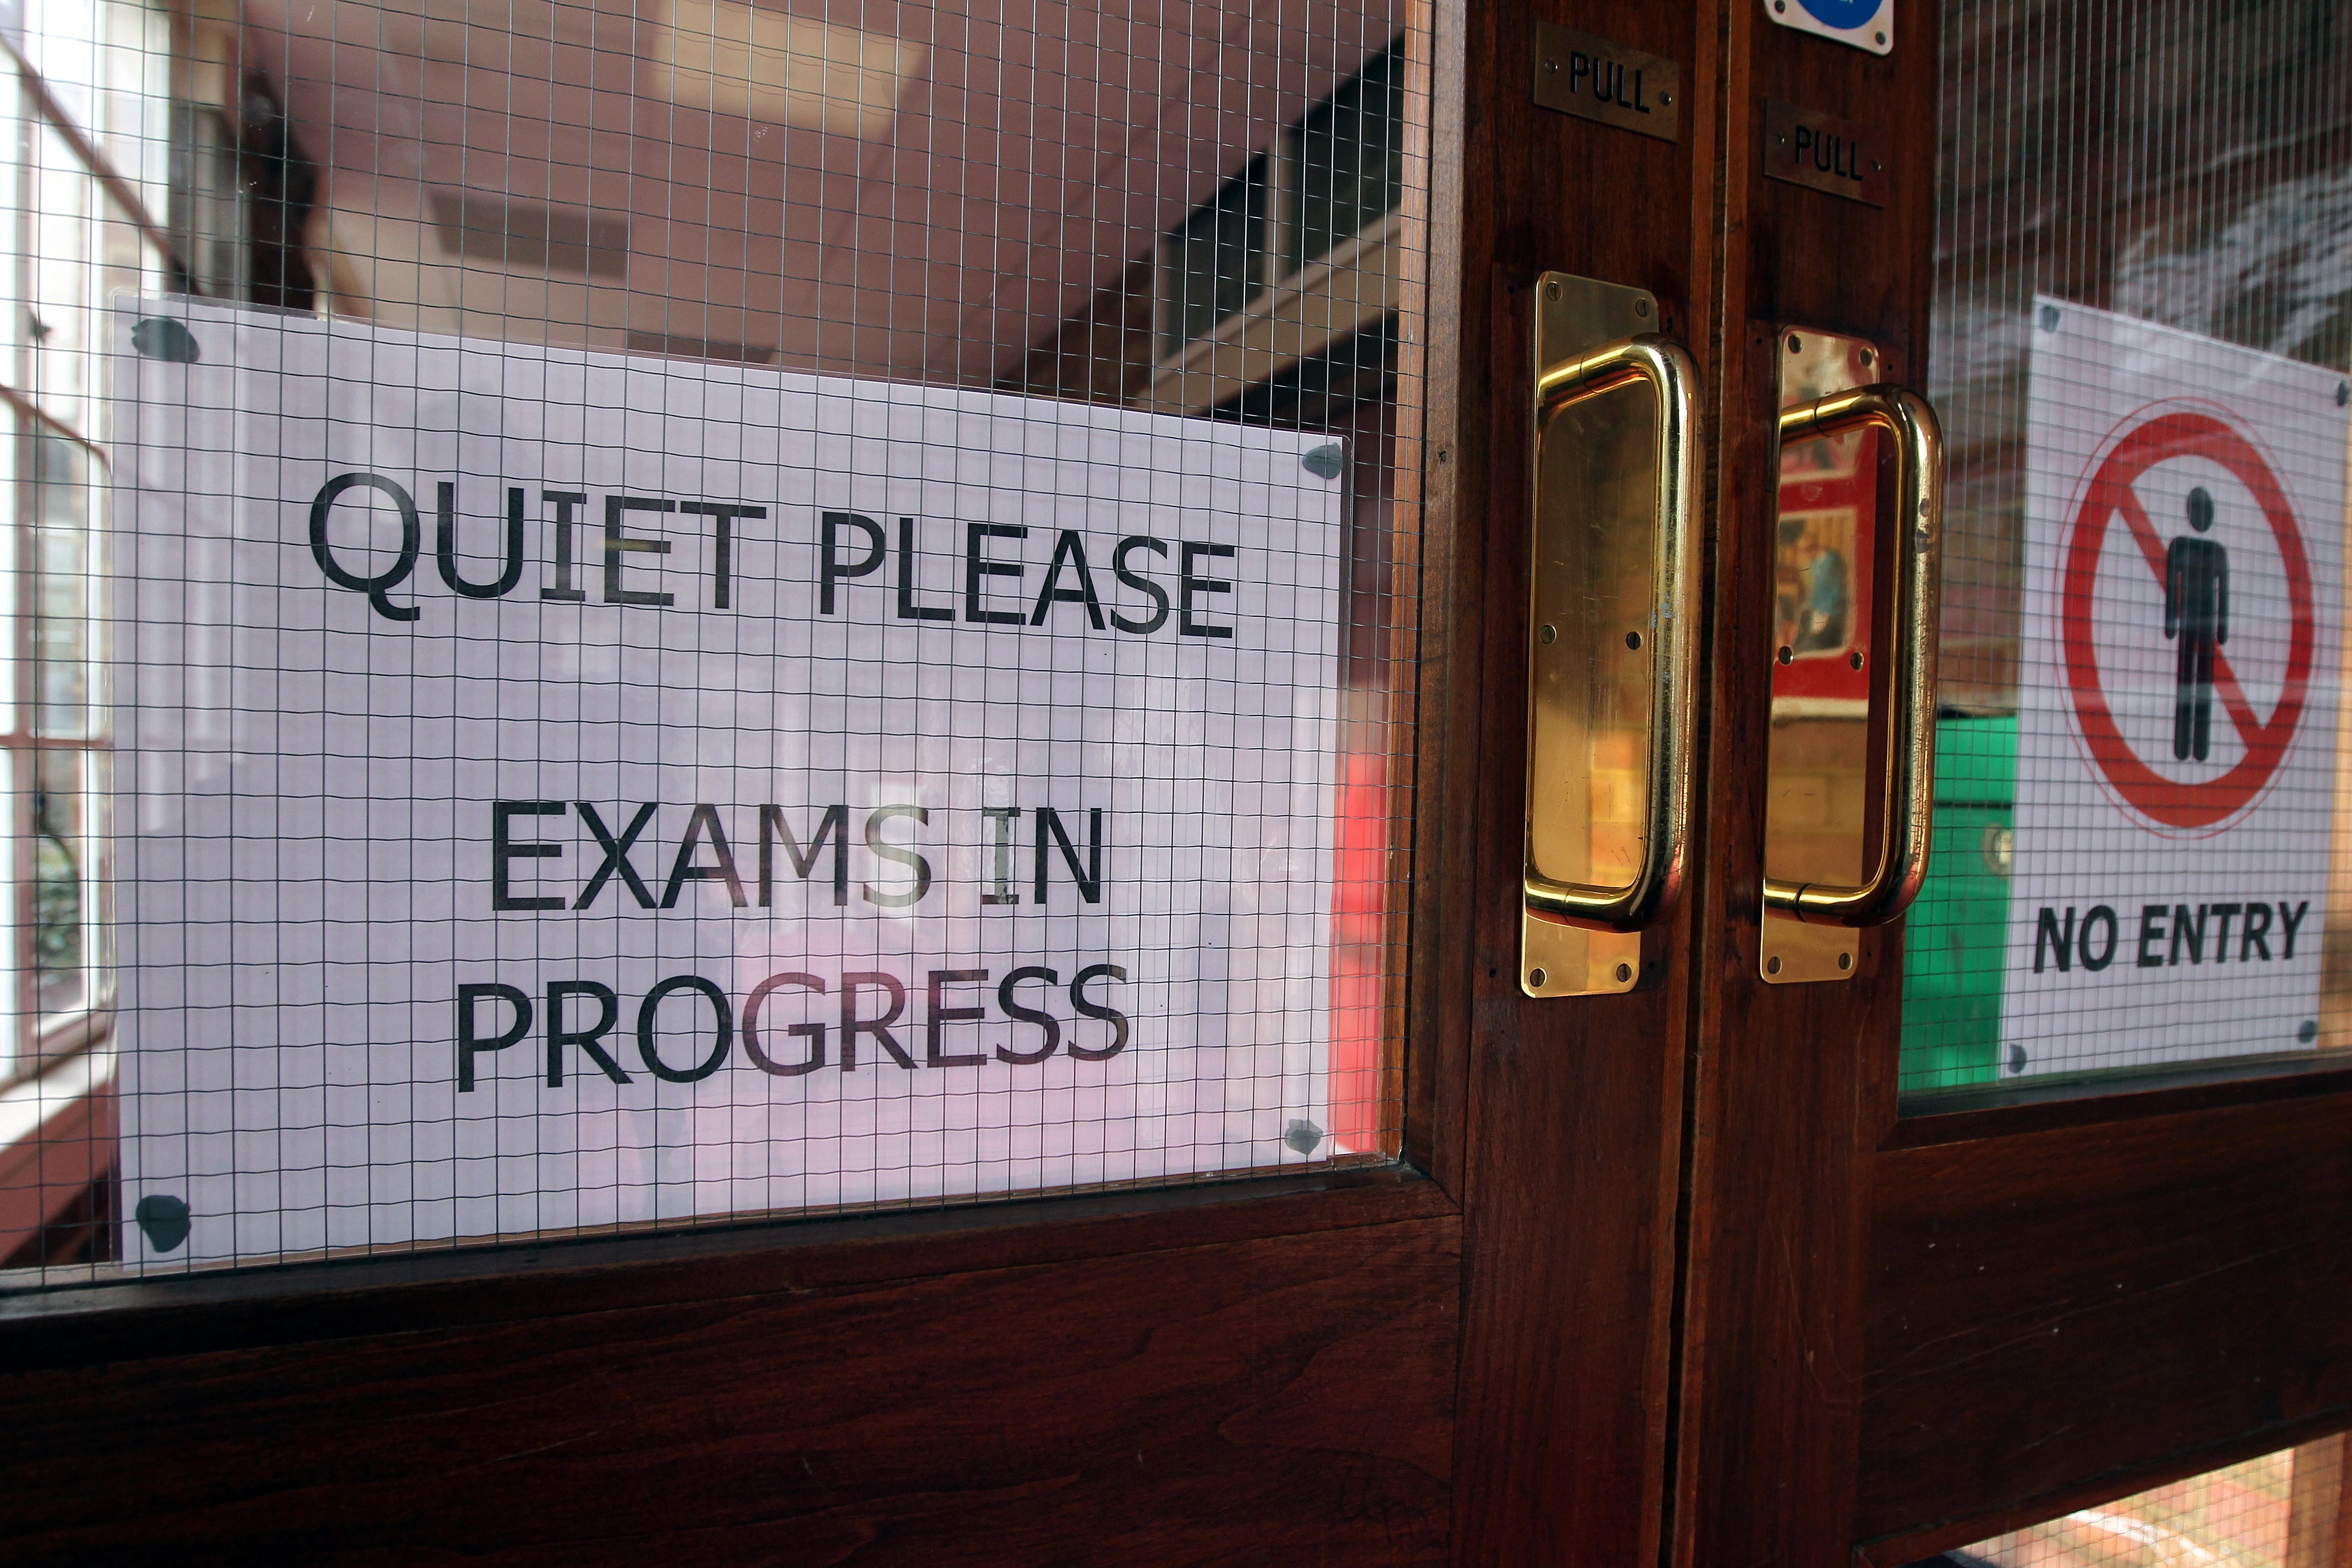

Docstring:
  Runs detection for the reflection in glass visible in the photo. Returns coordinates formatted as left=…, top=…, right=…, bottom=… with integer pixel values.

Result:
left=34, top=748, right=86, bottom=1019
left=1289, top=42, right=1405, bottom=273
left=1163, top=153, right=1271, bottom=357
left=33, top=432, right=91, bottom=739
left=1939, top=1434, right=2352, bottom=1567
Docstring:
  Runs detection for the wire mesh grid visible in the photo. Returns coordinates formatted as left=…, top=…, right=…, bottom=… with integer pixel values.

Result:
left=1931, top=1433, right=2352, bottom=1568
left=1901, top=0, right=2352, bottom=1096
left=0, top=0, right=1431, bottom=1281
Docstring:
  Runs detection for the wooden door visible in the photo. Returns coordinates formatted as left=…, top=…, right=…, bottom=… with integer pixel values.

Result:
left=1676, top=3, right=2352, bottom=1565
left=0, top=0, right=1725, bottom=1563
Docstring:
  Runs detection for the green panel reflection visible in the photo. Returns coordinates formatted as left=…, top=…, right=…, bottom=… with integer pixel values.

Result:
left=1900, top=715, right=2016, bottom=1092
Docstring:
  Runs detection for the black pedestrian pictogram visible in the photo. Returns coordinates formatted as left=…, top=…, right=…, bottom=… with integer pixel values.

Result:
left=2064, top=403, right=2313, bottom=830
left=2165, top=486, right=2230, bottom=761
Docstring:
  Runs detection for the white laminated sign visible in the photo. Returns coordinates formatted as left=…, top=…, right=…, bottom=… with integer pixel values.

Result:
left=2006, top=297, right=2347, bottom=1077
left=111, top=298, right=1347, bottom=1267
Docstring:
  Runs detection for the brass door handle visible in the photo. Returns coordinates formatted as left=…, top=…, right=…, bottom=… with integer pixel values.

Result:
left=1761, top=384, right=1946, bottom=927
left=1524, top=332, right=1703, bottom=933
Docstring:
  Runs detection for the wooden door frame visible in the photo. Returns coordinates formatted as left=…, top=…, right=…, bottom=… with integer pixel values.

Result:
left=1677, top=4, right=2352, bottom=1564
left=1437, top=0, right=1728, bottom=1558
left=0, top=0, right=1710, bottom=1561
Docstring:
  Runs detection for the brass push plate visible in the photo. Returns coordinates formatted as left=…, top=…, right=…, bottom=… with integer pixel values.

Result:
left=1760, top=326, right=1884, bottom=985
left=1763, top=100, right=1889, bottom=206
left=1522, top=272, right=1656, bottom=998
left=1533, top=23, right=1679, bottom=143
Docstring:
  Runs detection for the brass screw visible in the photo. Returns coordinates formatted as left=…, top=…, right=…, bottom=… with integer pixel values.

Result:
left=1626, top=631, right=1642, bottom=650
left=1615, top=962, right=1633, bottom=983
left=1767, top=955, right=1783, bottom=975
left=1849, top=650, right=1864, bottom=670
left=1787, top=333, right=1803, bottom=354
left=1838, top=952, right=1853, bottom=970
left=1777, top=645, right=1793, bottom=665
left=1540, top=624, right=1557, bottom=644
left=1529, top=967, right=1548, bottom=988
left=1545, top=280, right=1563, bottom=302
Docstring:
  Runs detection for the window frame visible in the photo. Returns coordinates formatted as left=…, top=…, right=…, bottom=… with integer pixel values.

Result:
left=0, top=3, right=178, bottom=1088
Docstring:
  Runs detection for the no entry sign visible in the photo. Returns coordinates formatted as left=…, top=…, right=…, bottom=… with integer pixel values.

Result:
left=2003, top=298, right=2346, bottom=1079
left=2061, top=405, right=2317, bottom=830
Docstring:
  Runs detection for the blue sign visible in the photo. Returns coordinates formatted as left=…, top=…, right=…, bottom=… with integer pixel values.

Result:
left=1768, top=0, right=1892, bottom=54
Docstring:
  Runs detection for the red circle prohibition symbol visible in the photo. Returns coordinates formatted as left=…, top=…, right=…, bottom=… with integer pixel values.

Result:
left=2062, top=402, right=2314, bottom=831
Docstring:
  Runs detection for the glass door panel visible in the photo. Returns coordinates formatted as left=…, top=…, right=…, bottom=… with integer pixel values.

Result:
left=1905, top=0, right=2352, bottom=1099
left=0, top=0, right=1440, bottom=1279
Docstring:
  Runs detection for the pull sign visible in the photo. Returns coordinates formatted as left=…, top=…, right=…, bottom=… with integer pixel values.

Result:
left=1763, top=100, right=1888, bottom=207
left=1765, top=0, right=1892, bottom=55
left=1532, top=23, right=1678, bottom=143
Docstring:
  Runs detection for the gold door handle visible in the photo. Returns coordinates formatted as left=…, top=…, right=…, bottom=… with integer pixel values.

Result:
left=1524, top=332, right=1703, bottom=933
left=1762, top=384, right=1946, bottom=926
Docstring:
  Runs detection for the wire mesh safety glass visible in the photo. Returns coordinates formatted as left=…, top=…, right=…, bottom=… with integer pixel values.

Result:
left=1915, top=1432, right=2352, bottom=1568
left=0, top=0, right=1432, bottom=1280
left=1903, top=0, right=2352, bottom=1098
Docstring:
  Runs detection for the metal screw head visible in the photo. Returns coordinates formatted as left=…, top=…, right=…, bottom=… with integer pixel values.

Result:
left=1545, top=280, right=1563, bottom=302
left=134, top=1193, right=192, bottom=1252
left=2337, top=382, right=2348, bottom=408
left=1777, top=645, right=1793, bottom=665
left=1981, top=823, right=2015, bottom=876
left=1543, top=56, right=1559, bottom=72
left=1874, top=30, right=1887, bottom=44
left=1625, top=631, right=1642, bottom=650
left=1767, top=955, right=1783, bottom=975
left=131, top=317, right=200, bottom=363
left=1786, top=333, right=1803, bottom=354
left=2038, top=303, right=2062, bottom=332
left=1635, top=298, right=1650, bottom=317
left=1838, top=951, right=1852, bottom=971
left=1848, top=649, right=1863, bottom=670
left=1614, top=962, right=1633, bottom=983
left=1528, top=967, right=1548, bottom=988
left=1858, top=347, right=1875, bottom=367
left=1659, top=91, right=1672, bottom=104
left=1773, top=0, right=1786, bottom=11
left=1539, top=623, right=1557, bottom=644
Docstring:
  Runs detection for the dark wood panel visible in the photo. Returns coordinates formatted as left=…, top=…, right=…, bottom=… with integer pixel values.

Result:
left=1884, top=1058, right=2352, bottom=1151
left=1672, top=3, right=1943, bottom=1565
left=0, top=1212, right=1460, bottom=1566
left=1860, top=1093, right=2352, bottom=1543
left=0, top=1164, right=1448, bottom=1370
left=1445, top=0, right=1714, bottom=1560
left=1401, top=0, right=1472, bottom=1209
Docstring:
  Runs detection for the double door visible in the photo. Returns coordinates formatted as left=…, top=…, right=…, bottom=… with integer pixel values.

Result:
left=7, top=0, right=2352, bottom=1563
